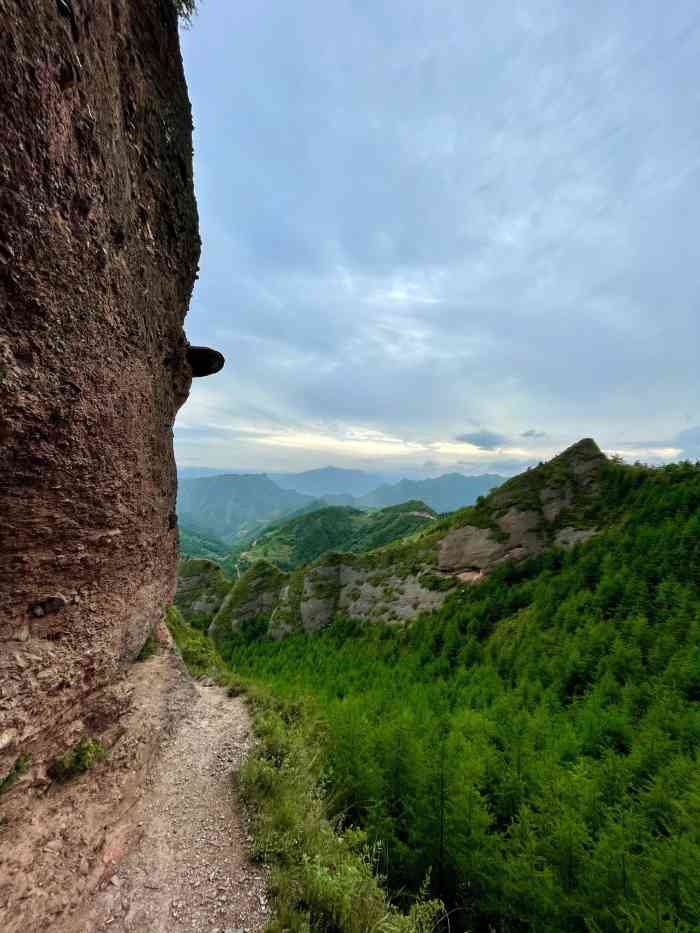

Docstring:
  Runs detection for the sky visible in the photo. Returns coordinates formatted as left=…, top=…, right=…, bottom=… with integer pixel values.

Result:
left=176, top=0, right=700, bottom=477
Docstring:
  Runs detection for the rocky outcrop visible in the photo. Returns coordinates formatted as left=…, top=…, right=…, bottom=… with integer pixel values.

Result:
left=210, top=556, right=450, bottom=646
left=438, top=439, right=605, bottom=574
left=0, top=0, right=199, bottom=794
left=174, top=559, right=233, bottom=624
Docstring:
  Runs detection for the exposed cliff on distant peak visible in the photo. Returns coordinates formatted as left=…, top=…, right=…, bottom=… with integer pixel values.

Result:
left=437, top=437, right=606, bottom=576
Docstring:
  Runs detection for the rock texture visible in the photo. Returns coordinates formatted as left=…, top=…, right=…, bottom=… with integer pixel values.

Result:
left=438, top=439, right=606, bottom=573
left=175, top=559, right=233, bottom=623
left=0, top=0, right=199, bottom=790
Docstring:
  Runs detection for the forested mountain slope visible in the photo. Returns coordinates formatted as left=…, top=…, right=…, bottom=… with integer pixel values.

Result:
left=208, top=439, right=607, bottom=641
left=217, top=454, right=700, bottom=932
left=176, top=473, right=316, bottom=541
left=231, top=500, right=437, bottom=572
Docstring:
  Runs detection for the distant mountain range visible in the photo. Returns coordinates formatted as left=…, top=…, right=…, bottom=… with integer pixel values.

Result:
left=272, top=466, right=395, bottom=498
left=176, top=466, right=505, bottom=543
left=352, top=472, right=503, bottom=512
left=177, top=474, right=315, bottom=542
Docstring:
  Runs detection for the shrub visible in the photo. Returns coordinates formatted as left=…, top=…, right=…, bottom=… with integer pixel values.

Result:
left=165, top=605, right=224, bottom=679
left=236, top=688, right=443, bottom=932
left=48, top=738, right=107, bottom=782
left=136, top=630, right=157, bottom=661
left=0, top=753, right=31, bottom=795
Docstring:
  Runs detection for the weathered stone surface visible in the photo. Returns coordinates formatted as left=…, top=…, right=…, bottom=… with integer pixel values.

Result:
left=175, top=559, right=233, bottom=624
left=555, top=527, right=597, bottom=548
left=438, top=441, right=606, bottom=576
left=438, top=526, right=502, bottom=572
left=0, top=0, right=199, bottom=783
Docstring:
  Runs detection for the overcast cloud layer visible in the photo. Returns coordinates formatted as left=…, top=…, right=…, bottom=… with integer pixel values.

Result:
left=176, top=0, right=700, bottom=476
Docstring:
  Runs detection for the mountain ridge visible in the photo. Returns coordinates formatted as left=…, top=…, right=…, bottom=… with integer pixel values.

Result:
left=176, top=468, right=506, bottom=542
left=202, top=438, right=608, bottom=643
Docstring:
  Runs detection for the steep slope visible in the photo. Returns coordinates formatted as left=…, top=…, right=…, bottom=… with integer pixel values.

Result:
left=221, top=455, right=700, bottom=932
left=174, top=559, right=233, bottom=627
left=0, top=0, right=198, bottom=809
left=233, top=500, right=437, bottom=572
left=176, top=473, right=315, bottom=541
left=210, top=440, right=607, bottom=644
left=356, top=472, right=504, bottom=512
left=178, top=525, right=236, bottom=574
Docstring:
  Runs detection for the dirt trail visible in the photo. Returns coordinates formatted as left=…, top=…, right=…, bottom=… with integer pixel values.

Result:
left=1, top=628, right=267, bottom=933
left=79, top=672, right=268, bottom=933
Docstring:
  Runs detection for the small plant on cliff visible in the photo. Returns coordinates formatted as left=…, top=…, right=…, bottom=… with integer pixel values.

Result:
left=0, top=753, right=31, bottom=796
left=48, top=738, right=108, bottom=782
left=136, top=630, right=157, bottom=661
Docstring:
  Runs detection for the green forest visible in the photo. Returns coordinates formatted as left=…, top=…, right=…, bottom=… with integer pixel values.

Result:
left=212, top=460, right=700, bottom=932
left=229, top=500, right=437, bottom=573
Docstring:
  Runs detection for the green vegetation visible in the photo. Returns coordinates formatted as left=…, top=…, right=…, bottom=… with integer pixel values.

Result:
left=220, top=459, right=700, bottom=932
left=165, top=605, right=224, bottom=678
left=136, top=629, right=157, bottom=661
left=174, top=557, right=233, bottom=630
left=0, top=753, right=31, bottom=796
left=232, top=501, right=437, bottom=573
left=178, top=525, right=236, bottom=576
left=236, top=686, right=444, bottom=932
left=48, top=739, right=108, bottom=782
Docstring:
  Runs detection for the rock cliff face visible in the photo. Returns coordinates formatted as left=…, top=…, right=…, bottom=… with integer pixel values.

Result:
left=0, top=0, right=199, bottom=785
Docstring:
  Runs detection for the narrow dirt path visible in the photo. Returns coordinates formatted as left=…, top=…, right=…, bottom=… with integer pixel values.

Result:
left=80, top=677, right=268, bottom=933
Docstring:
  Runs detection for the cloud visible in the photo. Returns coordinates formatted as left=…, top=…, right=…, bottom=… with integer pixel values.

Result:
left=674, top=425, right=700, bottom=459
left=454, top=430, right=510, bottom=450
left=177, top=1, right=700, bottom=472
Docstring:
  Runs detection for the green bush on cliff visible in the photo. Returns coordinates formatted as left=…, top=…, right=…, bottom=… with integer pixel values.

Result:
left=0, top=753, right=31, bottom=795
left=165, top=605, right=223, bottom=678
left=48, top=739, right=107, bottom=782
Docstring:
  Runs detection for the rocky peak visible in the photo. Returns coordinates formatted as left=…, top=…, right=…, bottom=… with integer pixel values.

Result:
left=438, top=439, right=606, bottom=575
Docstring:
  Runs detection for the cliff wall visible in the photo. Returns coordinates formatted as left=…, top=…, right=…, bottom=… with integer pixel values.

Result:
left=0, top=0, right=199, bottom=784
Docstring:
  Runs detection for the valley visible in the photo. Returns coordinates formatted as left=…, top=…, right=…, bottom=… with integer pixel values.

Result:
left=176, top=466, right=504, bottom=544
left=171, top=440, right=700, bottom=931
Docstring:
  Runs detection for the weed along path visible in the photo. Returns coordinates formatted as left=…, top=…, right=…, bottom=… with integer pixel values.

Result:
left=79, top=659, right=268, bottom=933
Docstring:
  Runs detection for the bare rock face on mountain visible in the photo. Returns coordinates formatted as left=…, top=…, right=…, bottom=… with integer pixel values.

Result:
left=0, top=0, right=199, bottom=792
left=438, top=439, right=606, bottom=573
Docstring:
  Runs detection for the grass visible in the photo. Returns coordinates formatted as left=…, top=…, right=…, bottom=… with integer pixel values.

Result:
left=167, top=606, right=443, bottom=931
left=136, top=630, right=157, bottom=661
left=235, top=684, right=445, bottom=932
left=48, top=738, right=107, bottom=782
left=165, top=605, right=227, bottom=679
left=0, top=753, right=31, bottom=796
